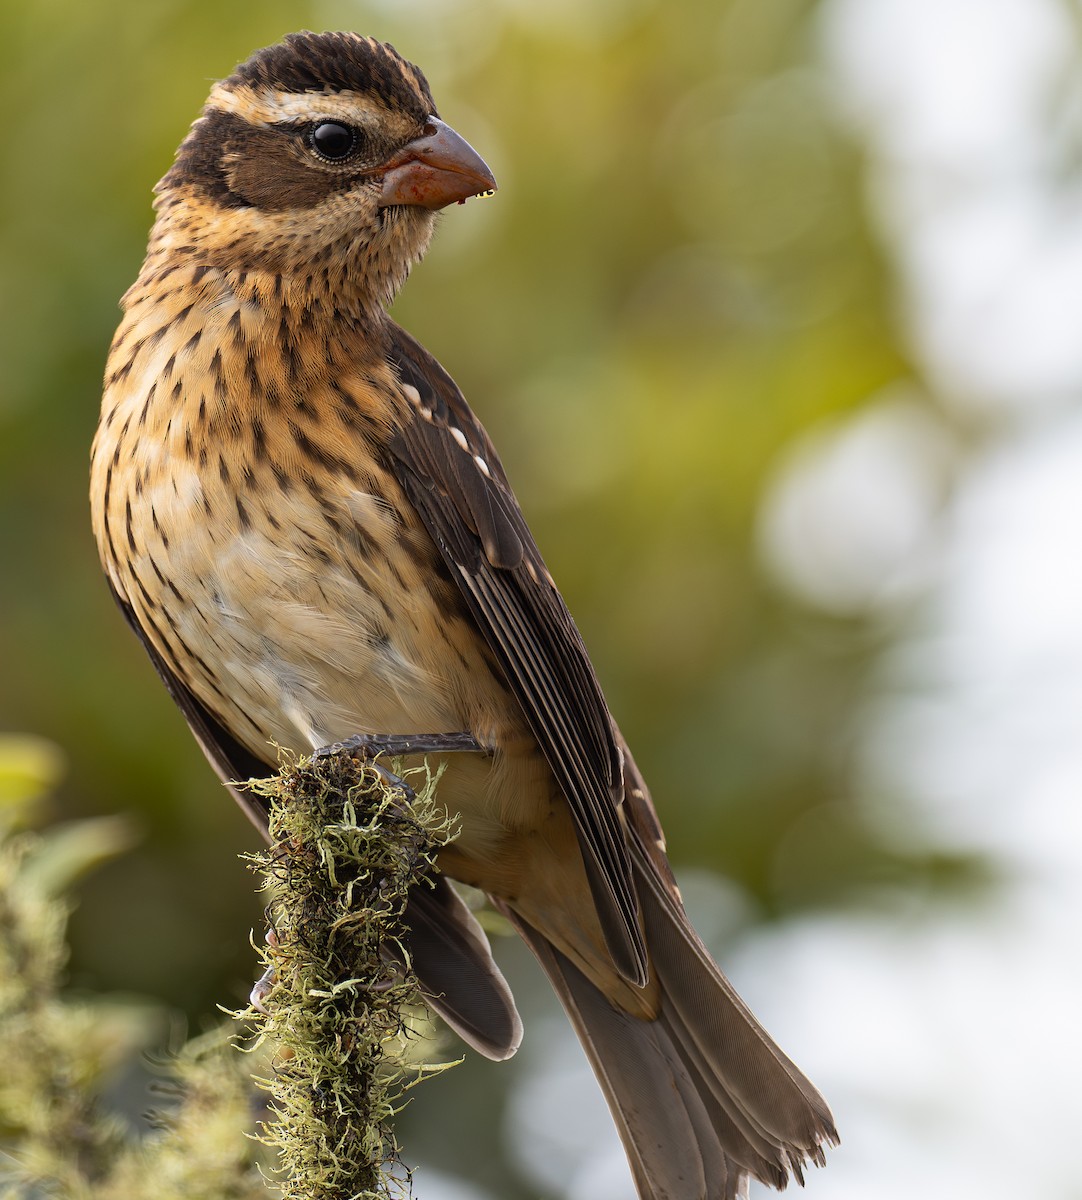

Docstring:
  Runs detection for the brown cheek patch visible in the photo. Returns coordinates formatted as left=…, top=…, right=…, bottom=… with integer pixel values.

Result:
left=224, top=128, right=358, bottom=210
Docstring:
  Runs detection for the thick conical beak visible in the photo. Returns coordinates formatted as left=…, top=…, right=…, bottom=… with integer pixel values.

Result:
left=378, top=117, right=496, bottom=210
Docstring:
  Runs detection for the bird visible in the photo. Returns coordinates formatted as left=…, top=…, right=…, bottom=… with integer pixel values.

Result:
left=90, top=31, right=836, bottom=1199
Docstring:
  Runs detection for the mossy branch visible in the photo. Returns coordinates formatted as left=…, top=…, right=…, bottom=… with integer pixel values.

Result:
left=242, top=753, right=461, bottom=1198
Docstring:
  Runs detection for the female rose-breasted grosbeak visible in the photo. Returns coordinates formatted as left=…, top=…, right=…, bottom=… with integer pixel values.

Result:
left=90, top=33, right=836, bottom=1198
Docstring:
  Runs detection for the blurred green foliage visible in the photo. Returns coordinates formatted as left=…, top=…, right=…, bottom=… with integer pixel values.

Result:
left=0, top=0, right=938, bottom=1193
left=0, top=738, right=269, bottom=1198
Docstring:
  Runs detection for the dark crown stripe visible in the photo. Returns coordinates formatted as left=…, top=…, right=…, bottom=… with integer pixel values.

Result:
left=226, top=32, right=435, bottom=120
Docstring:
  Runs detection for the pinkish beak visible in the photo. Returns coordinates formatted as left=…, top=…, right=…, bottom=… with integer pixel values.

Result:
left=378, top=117, right=496, bottom=210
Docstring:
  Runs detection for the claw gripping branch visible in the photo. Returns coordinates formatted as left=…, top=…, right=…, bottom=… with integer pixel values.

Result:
left=243, top=753, right=459, bottom=1198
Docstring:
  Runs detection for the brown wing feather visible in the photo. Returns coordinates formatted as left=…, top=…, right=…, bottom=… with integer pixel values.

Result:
left=385, top=323, right=647, bottom=985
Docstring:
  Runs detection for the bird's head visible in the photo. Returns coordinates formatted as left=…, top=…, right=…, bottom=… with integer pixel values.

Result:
left=152, top=32, right=496, bottom=310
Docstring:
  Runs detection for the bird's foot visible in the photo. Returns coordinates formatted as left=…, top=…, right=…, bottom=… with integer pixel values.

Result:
left=250, top=927, right=279, bottom=1014
left=314, top=731, right=485, bottom=760
left=313, top=731, right=486, bottom=803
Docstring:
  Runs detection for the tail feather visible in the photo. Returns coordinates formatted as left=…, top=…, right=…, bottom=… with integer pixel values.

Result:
left=508, top=913, right=744, bottom=1200
left=661, top=1000, right=790, bottom=1189
left=631, top=839, right=837, bottom=1170
left=403, top=875, right=523, bottom=1061
left=497, top=840, right=837, bottom=1199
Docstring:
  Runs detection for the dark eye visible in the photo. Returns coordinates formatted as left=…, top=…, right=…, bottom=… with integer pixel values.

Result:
left=309, top=121, right=356, bottom=161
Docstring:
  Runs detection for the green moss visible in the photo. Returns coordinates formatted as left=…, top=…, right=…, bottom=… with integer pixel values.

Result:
left=243, top=754, right=460, bottom=1199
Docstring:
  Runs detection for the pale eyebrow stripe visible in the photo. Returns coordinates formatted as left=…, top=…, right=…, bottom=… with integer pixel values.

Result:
left=207, top=82, right=387, bottom=127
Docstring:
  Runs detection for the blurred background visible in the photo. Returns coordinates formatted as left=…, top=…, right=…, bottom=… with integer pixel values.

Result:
left=2, top=0, right=1081, bottom=1195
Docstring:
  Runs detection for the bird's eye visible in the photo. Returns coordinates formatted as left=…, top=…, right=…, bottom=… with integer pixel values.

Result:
left=309, top=121, right=356, bottom=161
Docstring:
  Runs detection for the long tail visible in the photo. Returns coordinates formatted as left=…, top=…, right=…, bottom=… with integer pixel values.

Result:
left=501, top=840, right=837, bottom=1200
